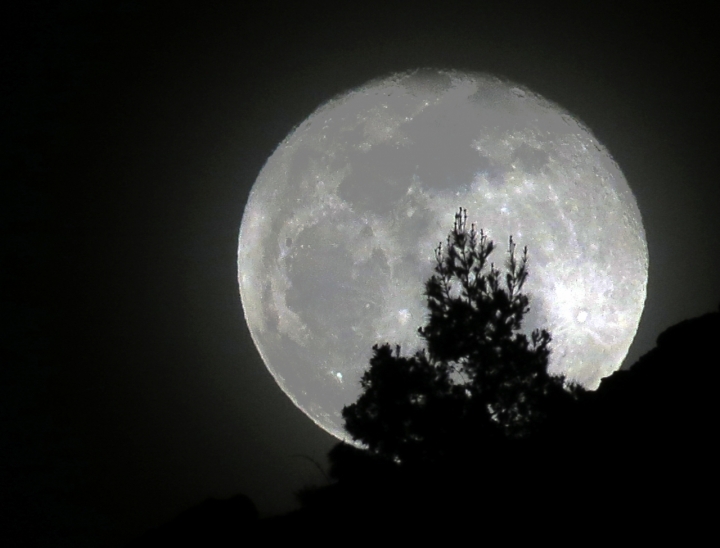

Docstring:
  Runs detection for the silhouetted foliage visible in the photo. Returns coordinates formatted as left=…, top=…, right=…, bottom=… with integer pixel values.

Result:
left=342, top=208, right=583, bottom=468
left=266, top=284, right=720, bottom=543
left=126, top=308, right=720, bottom=544
left=296, top=300, right=719, bottom=543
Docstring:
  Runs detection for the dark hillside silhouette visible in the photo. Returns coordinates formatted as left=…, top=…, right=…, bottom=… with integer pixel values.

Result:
left=125, top=179, right=720, bottom=544
left=548, top=305, right=720, bottom=452
left=127, top=203, right=718, bottom=546
left=126, top=309, right=719, bottom=544
left=127, top=494, right=257, bottom=547
left=291, top=306, right=719, bottom=542
left=555, top=306, right=720, bottom=483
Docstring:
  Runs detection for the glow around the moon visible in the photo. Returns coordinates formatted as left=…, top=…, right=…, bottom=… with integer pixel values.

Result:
left=238, top=69, right=648, bottom=441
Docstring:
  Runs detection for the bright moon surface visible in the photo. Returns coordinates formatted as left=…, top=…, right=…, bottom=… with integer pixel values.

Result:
left=238, top=69, right=648, bottom=441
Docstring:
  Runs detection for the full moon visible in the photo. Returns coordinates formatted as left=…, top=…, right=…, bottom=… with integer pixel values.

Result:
left=238, top=69, right=648, bottom=441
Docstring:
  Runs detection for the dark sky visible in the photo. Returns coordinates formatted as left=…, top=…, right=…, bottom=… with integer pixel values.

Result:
left=3, top=1, right=719, bottom=545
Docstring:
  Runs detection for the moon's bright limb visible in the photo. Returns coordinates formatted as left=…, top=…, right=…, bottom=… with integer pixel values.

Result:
left=238, top=69, right=648, bottom=441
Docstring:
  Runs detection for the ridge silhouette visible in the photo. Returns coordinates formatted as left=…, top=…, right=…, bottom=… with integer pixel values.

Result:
left=293, top=307, right=719, bottom=543
left=127, top=310, right=719, bottom=545
left=126, top=494, right=258, bottom=547
left=127, top=203, right=718, bottom=545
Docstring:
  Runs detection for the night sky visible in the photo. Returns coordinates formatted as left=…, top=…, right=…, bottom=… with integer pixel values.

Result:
left=3, top=1, right=719, bottom=545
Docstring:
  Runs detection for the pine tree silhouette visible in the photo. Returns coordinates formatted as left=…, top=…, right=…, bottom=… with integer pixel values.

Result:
left=342, top=207, right=582, bottom=468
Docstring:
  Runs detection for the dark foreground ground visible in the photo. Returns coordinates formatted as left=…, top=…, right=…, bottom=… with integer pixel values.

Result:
left=129, top=309, right=719, bottom=546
